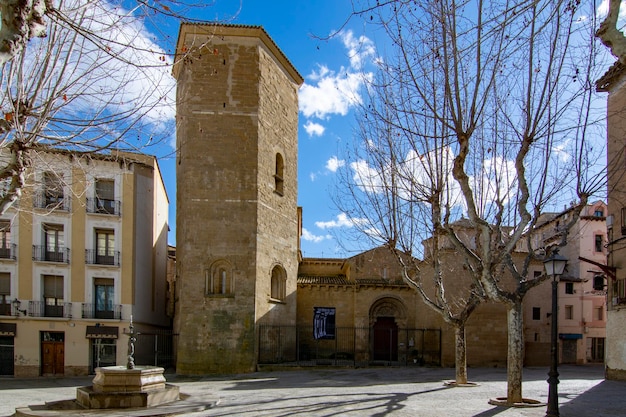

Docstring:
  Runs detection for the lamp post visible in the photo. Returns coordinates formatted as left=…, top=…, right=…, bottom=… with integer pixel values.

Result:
left=543, top=251, right=568, bottom=417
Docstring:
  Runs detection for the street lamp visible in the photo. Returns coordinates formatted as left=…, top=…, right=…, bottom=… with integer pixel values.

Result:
left=543, top=250, right=568, bottom=417
left=11, top=298, right=27, bottom=316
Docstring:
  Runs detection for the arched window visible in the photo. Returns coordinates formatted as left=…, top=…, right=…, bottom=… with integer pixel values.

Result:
left=274, top=153, right=284, bottom=196
left=206, top=260, right=233, bottom=296
left=270, top=265, right=286, bottom=301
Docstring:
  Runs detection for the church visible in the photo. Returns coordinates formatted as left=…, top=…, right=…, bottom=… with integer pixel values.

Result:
left=172, top=23, right=510, bottom=375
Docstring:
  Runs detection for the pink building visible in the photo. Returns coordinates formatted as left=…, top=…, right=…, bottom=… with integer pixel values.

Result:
left=524, top=201, right=607, bottom=365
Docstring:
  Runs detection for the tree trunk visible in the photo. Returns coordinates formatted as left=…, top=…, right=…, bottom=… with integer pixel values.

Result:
left=455, top=325, right=468, bottom=384
left=506, top=301, right=524, bottom=403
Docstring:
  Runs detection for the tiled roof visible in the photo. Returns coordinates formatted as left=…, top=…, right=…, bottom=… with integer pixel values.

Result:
left=297, top=275, right=408, bottom=287
left=297, top=275, right=351, bottom=285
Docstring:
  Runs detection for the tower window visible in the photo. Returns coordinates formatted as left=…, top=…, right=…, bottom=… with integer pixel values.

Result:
left=270, top=265, right=286, bottom=301
left=206, top=260, right=233, bottom=296
left=274, top=153, right=284, bottom=196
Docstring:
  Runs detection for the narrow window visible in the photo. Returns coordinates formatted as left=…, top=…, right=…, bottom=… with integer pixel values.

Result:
left=532, top=307, right=541, bottom=320
left=206, top=260, right=233, bottom=296
left=95, top=229, right=115, bottom=265
left=270, top=265, right=286, bottom=301
left=94, top=278, right=115, bottom=319
left=43, top=224, right=65, bottom=262
left=95, top=179, right=116, bottom=214
left=565, top=305, right=573, bottom=320
left=0, top=272, right=10, bottom=315
left=0, top=221, right=11, bottom=259
left=593, top=275, right=605, bottom=291
left=565, top=282, right=574, bottom=294
left=274, top=153, right=284, bottom=196
left=43, top=172, right=64, bottom=207
left=43, top=275, right=64, bottom=317
left=621, top=207, right=626, bottom=236
left=595, top=235, right=603, bottom=252
left=594, top=306, right=603, bottom=321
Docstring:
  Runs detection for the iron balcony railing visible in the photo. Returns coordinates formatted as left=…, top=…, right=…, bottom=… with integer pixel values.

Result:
left=0, top=244, right=16, bottom=260
left=86, top=198, right=121, bottom=216
left=33, top=192, right=71, bottom=211
left=81, top=303, right=122, bottom=320
left=32, top=245, right=70, bottom=263
left=29, top=300, right=72, bottom=318
left=85, top=249, right=120, bottom=266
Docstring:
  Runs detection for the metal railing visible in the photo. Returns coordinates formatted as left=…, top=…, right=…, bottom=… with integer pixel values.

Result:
left=0, top=244, right=16, bottom=260
left=81, top=303, right=122, bottom=319
left=258, top=325, right=442, bottom=367
left=33, top=192, right=71, bottom=211
left=28, top=301, right=72, bottom=318
left=32, top=245, right=70, bottom=263
left=85, top=249, right=120, bottom=266
left=86, top=198, right=121, bottom=216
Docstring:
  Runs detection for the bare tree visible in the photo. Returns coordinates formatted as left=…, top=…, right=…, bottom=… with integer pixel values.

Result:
left=0, top=0, right=225, bottom=213
left=337, top=0, right=606, bottom=404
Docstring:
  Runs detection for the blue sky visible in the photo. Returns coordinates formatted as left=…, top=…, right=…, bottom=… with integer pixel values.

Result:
left=157, top=1, right=382, bottom=257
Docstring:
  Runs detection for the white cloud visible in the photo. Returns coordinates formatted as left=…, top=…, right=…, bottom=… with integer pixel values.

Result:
left=350, top=147, right=519, bottom=214
left=304, top=121, right=325, bottom=137
left=316, top=212, right=366, bottom=229
left=326, top=156, right=345, bottom=172
left=302, top=228, right=332, bottom=243
left=299, top=68, right=371, bottom=119
left=298, top=30, right=376, bottom=120
left=310, top=172, right=317, bottom=181
left=340, top=30, right=377, bottom=70
left=19, top=0, right=176, bottom=147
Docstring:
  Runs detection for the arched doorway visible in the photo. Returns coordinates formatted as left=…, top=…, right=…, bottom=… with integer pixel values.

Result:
left=369, top=297, right=407, bottom=363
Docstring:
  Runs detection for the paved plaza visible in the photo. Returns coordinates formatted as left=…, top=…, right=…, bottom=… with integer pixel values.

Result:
left=0, top=365, right=622, bottom=416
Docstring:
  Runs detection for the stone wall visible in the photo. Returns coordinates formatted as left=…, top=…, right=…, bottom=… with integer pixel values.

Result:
left=174, top=24, right=302, bottom=375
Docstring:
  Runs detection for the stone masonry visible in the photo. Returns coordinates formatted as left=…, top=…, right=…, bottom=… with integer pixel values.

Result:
left=173, top=23, right=303, bottom=374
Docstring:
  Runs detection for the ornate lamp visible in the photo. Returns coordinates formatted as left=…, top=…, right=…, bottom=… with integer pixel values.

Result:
left=543, top=250, right=568, bottom=417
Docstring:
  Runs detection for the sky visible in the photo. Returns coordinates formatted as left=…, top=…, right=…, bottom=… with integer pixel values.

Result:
left=155, top=0, right=384, bottom=258
left=41, top=0, right=610, bottom=259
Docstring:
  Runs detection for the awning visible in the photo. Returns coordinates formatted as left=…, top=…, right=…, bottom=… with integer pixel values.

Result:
left=86, top=325, right=118, bottom=339
left=559, top=333, right=583, bottom=340
left=0, top=322, right=16, bottom=336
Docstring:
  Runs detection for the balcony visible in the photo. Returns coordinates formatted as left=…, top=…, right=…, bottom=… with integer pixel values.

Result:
left=85, top=249, right=120, bottom=266
left=0, top=244, right=16, bottom=260
left=32, top=245, right=70, bottom=263
left=33, top=192, right=71, bottom=211
left=86, top=198, right=121, bottom=216
left=81, top=303, right=122, bottom=320
left=29, top=301, right=72, bottom=318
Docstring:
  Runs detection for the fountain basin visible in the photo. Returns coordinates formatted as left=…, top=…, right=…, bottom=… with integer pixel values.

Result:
left=76, top=366, right=179, bottom=409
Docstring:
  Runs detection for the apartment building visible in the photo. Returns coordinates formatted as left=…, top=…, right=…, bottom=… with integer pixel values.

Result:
left=524, top=201, right=607, bottom=365
left=0, top=147, right=169, bottom=377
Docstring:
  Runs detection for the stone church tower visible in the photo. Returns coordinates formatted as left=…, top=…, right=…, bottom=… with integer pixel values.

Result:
left=172, top=23, right=303, bottom=374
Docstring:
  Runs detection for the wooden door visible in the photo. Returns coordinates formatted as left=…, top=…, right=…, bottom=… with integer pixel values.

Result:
left=373, top=317, right=398, bottom=361
left=41, top=341, right=64, bottom=375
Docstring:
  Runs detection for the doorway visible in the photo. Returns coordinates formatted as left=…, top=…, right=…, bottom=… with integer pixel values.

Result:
left=561, top=339, right=578, bottom=364
left=373, top=317, right=398, bottom=361
left=41, top=331, right=64, bottom=376
left=0, top=336, right=14, bottom=375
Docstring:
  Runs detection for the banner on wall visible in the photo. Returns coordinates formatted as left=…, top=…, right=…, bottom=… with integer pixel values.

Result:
left=313, top=307, right=336, bottom=340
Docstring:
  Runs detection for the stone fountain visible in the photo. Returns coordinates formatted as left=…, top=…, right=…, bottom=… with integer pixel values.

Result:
left=75, top=317, right=180, bottom=409
left=14, top=317, right=216, bottom=416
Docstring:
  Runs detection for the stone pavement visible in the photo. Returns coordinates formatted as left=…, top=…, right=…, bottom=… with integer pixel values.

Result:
left=0, top=365, right=623, bottom=417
